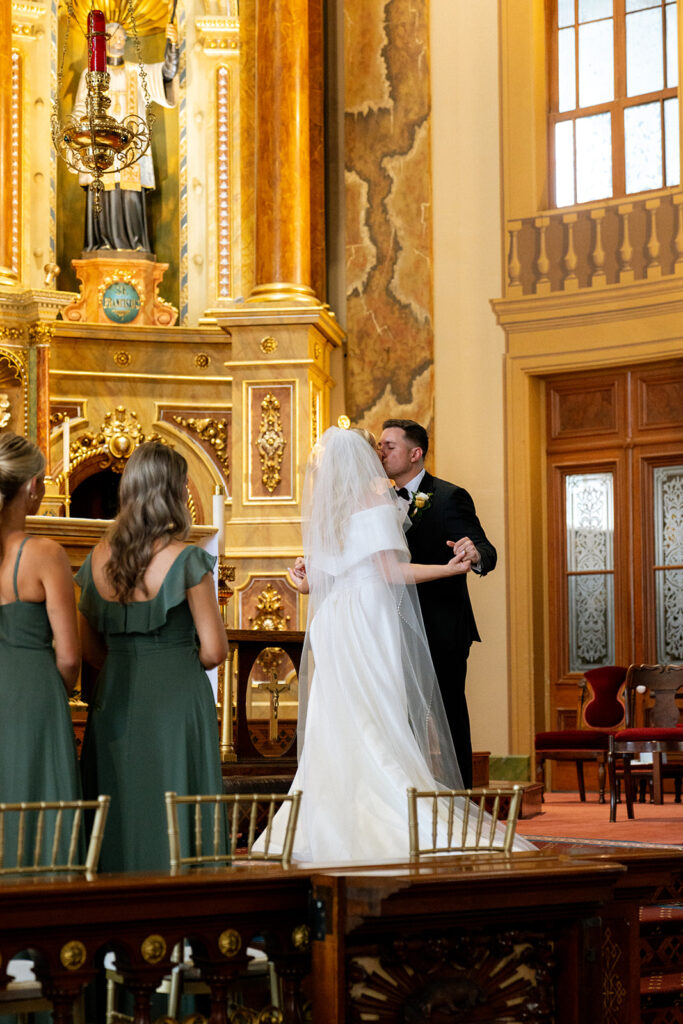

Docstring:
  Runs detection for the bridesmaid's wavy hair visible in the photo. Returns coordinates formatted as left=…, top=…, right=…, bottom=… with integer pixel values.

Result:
left=0, top=432, right=45, bottom=515
left=106, top=442, right=191, bottom=603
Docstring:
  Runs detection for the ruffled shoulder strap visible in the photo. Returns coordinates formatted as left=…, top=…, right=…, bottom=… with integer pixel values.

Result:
left=76, top=545, right=216, bottom=636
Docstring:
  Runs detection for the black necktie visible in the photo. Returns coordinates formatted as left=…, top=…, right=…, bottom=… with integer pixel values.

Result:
left=396, top=487, right=410, bottom=500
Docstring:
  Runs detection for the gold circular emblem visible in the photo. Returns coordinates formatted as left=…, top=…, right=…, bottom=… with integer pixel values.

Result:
left=260, top=336, right=278, bottom=354
left=194, top=352, right=210, bottom=368
left=337, top=415, right=350, bottom=430
left=291, top=923, right=310, bottom=951
left=113, top=350, right=132, bottom=367
left=218, top=928, right=242, bottom=957
left=60, top=940, right=87, bottom=971
left=140, top=934, right=167, bottom=964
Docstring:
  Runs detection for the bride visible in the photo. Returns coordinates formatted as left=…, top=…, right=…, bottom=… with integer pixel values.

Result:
left=256, top=426, right=533, bottom=862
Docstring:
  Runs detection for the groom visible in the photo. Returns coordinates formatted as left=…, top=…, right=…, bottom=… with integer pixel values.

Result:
left=379, top=419, right=497, bottom=788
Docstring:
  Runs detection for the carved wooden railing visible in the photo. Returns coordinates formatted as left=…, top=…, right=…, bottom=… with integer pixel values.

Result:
left=506, top=189, right=683, bottom=297
left=2, top=848, right=681, bottom=1024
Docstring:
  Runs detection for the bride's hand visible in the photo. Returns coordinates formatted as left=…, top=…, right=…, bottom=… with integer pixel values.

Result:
left=287, top=557, right=309, bottom=593
left=445, top=540, right=471, bottom=575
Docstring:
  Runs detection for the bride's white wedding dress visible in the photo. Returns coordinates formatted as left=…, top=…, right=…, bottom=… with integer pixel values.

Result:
left=255, top=501, right=534, bottom=863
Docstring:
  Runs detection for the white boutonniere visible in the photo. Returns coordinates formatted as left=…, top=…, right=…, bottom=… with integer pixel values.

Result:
left=409, top=491, right=433, bottom=524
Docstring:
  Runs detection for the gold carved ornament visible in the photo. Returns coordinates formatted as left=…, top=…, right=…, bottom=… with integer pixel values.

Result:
left=249, top=583, right=289, bottom=631
left=28, top=323, right=55, bottom=346
left=256, top=394, right=286, bottom=494
left=140, top=934, right=167, bottom=964
left=172, top=415, right=230, bottom=479
left=260, top=336, right=277, bottom=354
left=218, top=928, right=242, bottom=958
left=60, top=940, right=87, bottom=971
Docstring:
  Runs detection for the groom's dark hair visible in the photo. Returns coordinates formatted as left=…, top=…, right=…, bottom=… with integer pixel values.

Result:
left=382, top=419, right=429, bottom=457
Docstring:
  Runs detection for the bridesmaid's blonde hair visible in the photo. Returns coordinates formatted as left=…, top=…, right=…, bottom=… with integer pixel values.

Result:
left=0, top=432, right=45, bottom=515
left=106, top=442, right=191, bottom=603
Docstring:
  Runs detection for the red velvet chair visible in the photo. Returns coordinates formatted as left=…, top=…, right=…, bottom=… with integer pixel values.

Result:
left=535, top=665, right=627, bottom=803
left=608, top=663, right=683, bottom=821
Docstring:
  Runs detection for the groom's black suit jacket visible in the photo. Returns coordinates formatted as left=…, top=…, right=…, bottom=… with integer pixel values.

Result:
left=405, top=471, right=497, bottom=786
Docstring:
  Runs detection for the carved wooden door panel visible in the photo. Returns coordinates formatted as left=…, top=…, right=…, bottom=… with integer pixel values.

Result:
left=545, top=361, right=683, bottom=790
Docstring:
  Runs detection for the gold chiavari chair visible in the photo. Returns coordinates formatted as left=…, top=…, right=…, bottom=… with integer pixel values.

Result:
left=407, top=786, right=523, bottom=860
left=0, top=795, right=110, bottom=1024
left=106, top=791, right=302, bottom=1023
left=164, top=789, right=302, bottom=870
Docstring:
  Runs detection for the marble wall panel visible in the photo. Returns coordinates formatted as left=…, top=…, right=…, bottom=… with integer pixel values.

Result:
left=344, top=0, right=434, bottom=433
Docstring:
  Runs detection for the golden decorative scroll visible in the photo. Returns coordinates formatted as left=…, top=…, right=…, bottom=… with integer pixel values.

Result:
left=256, top=393, right=286, bottom=493
left=172, top=414, right=230, bottom=478
left=60, top=940, right=87, bottom=971
left=249, top=583, right=290, bottom=631
left=140, top=934, right=167, bottom=964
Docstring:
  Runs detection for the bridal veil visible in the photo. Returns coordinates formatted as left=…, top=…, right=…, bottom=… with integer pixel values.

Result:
left=296, top=426, right=463, bottom=792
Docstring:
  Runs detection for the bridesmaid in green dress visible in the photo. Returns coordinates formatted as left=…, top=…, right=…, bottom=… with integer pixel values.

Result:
left=0, top=433, right=82, bottom=864
left=77, top=442, right=227, bottom=873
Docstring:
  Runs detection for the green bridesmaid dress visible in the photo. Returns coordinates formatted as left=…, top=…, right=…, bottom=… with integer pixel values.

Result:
left=76, top=545, right=225, bottom=873
left=0, top=537, right=81, bottom=865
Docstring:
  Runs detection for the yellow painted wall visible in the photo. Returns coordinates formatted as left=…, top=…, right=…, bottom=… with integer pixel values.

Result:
left=431, top=0, right=511, bottom=756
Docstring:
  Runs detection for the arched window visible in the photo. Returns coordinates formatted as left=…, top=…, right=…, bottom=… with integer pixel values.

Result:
left=550, top=0, right=679, bottom=206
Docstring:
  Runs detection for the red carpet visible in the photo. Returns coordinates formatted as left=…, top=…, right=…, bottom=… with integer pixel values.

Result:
left=516, top=791, right=683, bottom=848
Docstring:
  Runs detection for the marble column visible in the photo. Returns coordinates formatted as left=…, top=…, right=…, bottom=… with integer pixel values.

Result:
left=249, top=0, right=317, bottom=302
left=0, top=2, right=18, bottom=286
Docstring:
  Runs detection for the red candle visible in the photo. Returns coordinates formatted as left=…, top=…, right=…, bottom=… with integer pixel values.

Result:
left=87, top=9, right=107, bottom=72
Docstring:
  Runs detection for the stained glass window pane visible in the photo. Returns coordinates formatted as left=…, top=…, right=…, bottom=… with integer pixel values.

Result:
left=625, top=102, right=662, bottom=193
left=559, top=0, right=575, bottom=28
left=555, top=121, right=576, bottom=206
left=665, top=97, right=680, bottom=185
left=626, top=0, right=660, bottom=10
left=654, top=466, right=683, bottom=663
left=579, top=0, right=612, bottom=20
left=627, top=8, right=663, bottom=97
left=559, top=28, right=577, bottom=112
left=576, top=113, right=612, bottom=202
left=666, top=3, right=678, bottom=88
left=566, top=473, right=615, bottom=671
left=579, top=20, right=614, bottom=107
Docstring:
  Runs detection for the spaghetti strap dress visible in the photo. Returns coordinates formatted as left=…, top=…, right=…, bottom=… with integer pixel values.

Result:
left=76, top=545, right=225, bottom=873
left=0, top=537, right=81, bottom=864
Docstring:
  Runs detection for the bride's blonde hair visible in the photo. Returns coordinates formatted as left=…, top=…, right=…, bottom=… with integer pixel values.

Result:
left=105, top=442, right=191, bottom=603
left=351, top=427, right=377, bottom=449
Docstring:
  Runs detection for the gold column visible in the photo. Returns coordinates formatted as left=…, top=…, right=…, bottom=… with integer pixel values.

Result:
left=0, top=2, right=17, bottom=287
left=249, top=0, right=316, bottom=303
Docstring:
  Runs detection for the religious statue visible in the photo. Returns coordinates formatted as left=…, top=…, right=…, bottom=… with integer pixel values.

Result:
left=71, top=20, right=179, bottom=253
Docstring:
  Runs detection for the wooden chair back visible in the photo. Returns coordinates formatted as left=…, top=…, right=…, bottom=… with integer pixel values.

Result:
left=0, top=795, right=110, bottom=876
left=407, top=786, right=523, bottom=860
left=623, top=663, right=683, bottom=728
left=165, top=790, right=302, bottom=870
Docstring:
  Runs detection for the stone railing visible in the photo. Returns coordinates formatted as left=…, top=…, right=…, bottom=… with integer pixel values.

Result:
left=506, top=189, right=683, bottom=297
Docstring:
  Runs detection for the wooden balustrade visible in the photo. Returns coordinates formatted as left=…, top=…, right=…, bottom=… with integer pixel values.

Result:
left=506, top=190, right=683, bottom=296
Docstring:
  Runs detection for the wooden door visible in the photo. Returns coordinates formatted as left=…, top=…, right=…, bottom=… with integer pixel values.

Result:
left=545, top=361, right=683, bottom=790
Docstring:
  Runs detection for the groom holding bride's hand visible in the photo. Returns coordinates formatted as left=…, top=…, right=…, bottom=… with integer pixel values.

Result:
left=378, top=418, right=497, bottom=789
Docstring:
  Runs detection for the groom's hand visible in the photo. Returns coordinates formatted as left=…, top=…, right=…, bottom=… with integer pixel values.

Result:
left=450, top=536, right=481, bottom=566
left=445, top=540, right=472, bottom=576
